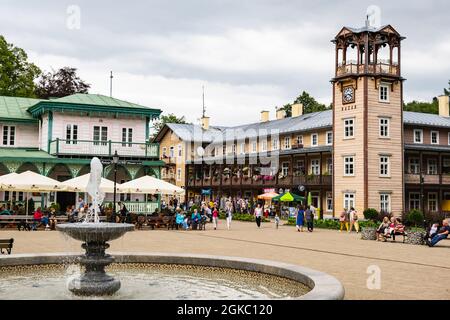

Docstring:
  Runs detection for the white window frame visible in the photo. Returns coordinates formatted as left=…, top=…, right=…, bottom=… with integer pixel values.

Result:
left=379, top=156, right=390, bottom=177
left=162, top=147, right=167, bottom=158
left=251, top=141, right=257, bottom=153
left=344, top=156, right=354, bottom=176
left=284, top=136, right=291, bottom=150
left=408, top=158, right=420, bottom=174
left=427, top=158, right=438, bottom=175
left=326, top=131, right=333, bottom=146
left=409, top=192, right=420, bottom=210
left=413, top=129, right=423, bottom=144
left=296, top=135, right=303, bottom=145
left=379, top=84, right=390, bottom=102
left=311, top=159, right=320, bottom=175
left=431, top=131, right=439, bottom=145
left=2, top=125, right=16, bottom=146
left=343, top=193, right=355, bottom=211
left=272, top=139, right=279, bottom=151
left=311, top=133, right=318, bottom=147
left=379, top=118, right=390, bottom=138
left=428, top=192, right=438, bottom=212
left=344, top=118, right=354, bottom=139
left=326, top=192, right=333, bottom=212
left=380, top=193, right=391, bottom=213
left=281, top=162, right=290, bottom=177
left=178, top=145, right=182, bottom=157
left=261, top=140, right=268, bottom=152
left=240, top=142, right=245, bottom=155
left=65, top=124, right=78, bottom=144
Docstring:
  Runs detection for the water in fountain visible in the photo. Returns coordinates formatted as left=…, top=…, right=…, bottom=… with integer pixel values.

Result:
left=56, top=157, right=134, bottom=296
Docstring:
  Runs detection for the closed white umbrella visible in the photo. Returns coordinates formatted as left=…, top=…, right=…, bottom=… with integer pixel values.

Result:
left=119, top=175, right=185, bottom=195
left=61, top=173, right=122, bottom=193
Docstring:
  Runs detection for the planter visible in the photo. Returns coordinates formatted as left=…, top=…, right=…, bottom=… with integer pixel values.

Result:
left=404, top=231, right=426, bottom=245
left=361, top=227, right=377, bottom=240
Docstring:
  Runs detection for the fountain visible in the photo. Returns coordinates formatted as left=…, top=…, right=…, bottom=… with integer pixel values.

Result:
left=56, top=157, right=134, bottom=296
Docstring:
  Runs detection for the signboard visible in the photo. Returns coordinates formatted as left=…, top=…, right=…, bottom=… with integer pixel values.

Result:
left=263, top=188, right=276, bottom=193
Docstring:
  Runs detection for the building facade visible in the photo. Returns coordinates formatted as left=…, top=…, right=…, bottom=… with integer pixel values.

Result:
left=0, top=93, right=163, bottom=212
left=155, top=22, right=450, bottom=219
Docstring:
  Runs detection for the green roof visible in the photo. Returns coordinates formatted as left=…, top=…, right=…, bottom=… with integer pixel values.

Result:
left=28, top=93, right=162, bottom=118
left=0, top=96, right=42, bottom=122
left=0, top=148, right=56, bottom=160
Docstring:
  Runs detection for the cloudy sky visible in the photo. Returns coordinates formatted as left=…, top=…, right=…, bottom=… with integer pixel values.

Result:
left=1, top=0, right=449, bottom=126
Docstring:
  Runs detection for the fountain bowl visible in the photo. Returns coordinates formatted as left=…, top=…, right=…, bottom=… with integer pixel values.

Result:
left=56, top=223, right=135, bottom=242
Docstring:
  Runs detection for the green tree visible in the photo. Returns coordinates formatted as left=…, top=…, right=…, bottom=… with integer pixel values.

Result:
left=0, top=35, right=41, bottom=97
left=403, top=98, right=438, bottom=114
left=278, top=91, right=329, bottom=116
left=152, top=113, right=188, bottom=139
left=35, top=67, right=90, bottom=99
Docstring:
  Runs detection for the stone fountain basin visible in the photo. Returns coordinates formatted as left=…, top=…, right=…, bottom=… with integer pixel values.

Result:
left=57, top=223, right=135, bottom=242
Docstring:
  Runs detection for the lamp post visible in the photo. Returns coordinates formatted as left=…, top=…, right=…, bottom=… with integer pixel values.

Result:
left=113, top=150, right=119, bottom=215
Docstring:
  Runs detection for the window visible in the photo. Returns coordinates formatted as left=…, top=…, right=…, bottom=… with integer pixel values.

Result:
left=427, top=159, right=438, bottom=175
left=409, top=158, right=420, bottom=174
left=344, top=118, right=354, bottom=138
left=311, top=159, right=320, bottom=175
left=284, top=136, right=291, bottom=149
left=344, top=156, right=354, bottom=176
left=409, top=192, right=420, bottom=210
left=222, top=145, right=227, bottom=155
left=178, top=145, right=182, bottom=157
left=232, top=144, right=237, bottom=155
left=281, top=162, right=290, bottom=177
left=379, top=118, right=389, bottom=138
left=93, top=126, right=108, bottom=145
left=177, top=168, right=182, bottom=181
left=380, top=194, right=391, bottom=213
left=413, top=129, right=423, bottom=144
left=326, top=131, right=333, bottom=145
left=241, top=142, right=245, bottom=154
left=431, top=131, right=439, bottom=144
left=296, top=135, right=303, bottom=145
left=122, top=128, right=133, bottom=147
left=214, top=147, right=219, bottom=156
left=169, top=146, right=174, bottom=158
left=251, top=141, right=257, bottom=153
left=120, top=179, right=131, bottom=201
left=326, top=158, right=333, bottom=174
left=379, top=156, right=390, bottom=177
left=2, top=126, right=15, bottom=146
left=343, top=193, right=355, bottom=211
left=379, top=84, right=390, bottom=102
left=428, top=193, right=437, bottom=212
left=66, top=124, right=78, bottom=144
left=296, top=160, right=305, bottom=175
left=326, top=192, right=333, bottom=212
left=162, top=147, right=167, bottom=158
left=311, top=133, right=318, bottom=147
left=261, top=140, right=267, bottom=152
left=272, top=139, right=279, bottom=151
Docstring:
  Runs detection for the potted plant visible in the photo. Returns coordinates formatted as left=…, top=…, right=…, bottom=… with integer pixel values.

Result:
left=405, top=209, right=426, bottom=245
left=361, top=208, right=379, bottom=240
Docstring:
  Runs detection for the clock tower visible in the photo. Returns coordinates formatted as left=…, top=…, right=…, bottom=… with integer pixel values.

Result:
left=331, top=21, right=405, bottom=216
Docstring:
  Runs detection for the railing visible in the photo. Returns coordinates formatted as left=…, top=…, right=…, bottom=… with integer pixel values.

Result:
left=104, top=201, right=159, bottom=214
left=336, top=62, right=399, bottom=77
left=49, top=139, right=159, bottom=158
left=405, top=174, right=440, bottom=184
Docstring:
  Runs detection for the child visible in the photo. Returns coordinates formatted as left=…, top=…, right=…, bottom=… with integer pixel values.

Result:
left=275, top=214, right=280, bottom=229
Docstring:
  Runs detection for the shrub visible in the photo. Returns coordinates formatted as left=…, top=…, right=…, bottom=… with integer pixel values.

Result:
left=190, top=205, right=199, bottom=213
left=406, top=209, right=424, bottom=227
left=363, top=208, right=379, bottom=221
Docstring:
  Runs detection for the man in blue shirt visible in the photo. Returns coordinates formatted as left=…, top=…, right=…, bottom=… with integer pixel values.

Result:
left=427, top=220, right=450, bottom=247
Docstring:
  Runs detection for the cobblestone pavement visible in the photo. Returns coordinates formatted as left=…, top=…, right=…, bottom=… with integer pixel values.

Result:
left=1, top=220, right=449, bottom=300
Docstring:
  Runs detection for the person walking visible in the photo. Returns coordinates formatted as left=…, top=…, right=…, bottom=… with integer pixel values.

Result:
left=254, top=204, right=263, bottom=228
left=339, top=208, right=350, bottom=232
left=305, top=206, right=314, bottom=232
left=296, top=205, right=305, bottom=232
left=275, top=213, right=280, bottom=229
left=212, top=206, right=219, bottom=230
left=226, top=203, right=233, bottom=230
left=349, top=207, right=359, bottom=233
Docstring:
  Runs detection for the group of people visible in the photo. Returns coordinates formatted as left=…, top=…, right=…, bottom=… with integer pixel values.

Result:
left=31, top=207, right=58, bottom=231
left=339, top=207, right=360, bottom=233
left=424, top=219, right=450, bottom=247
left=175, top=208, right=209, bottom=230
left=295, top=205, right=316, bottom=232
left=376, top=217, right=405, bottom=241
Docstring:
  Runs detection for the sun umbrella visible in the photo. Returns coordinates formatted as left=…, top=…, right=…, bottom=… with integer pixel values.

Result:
left=307, top=192, right=312, bottom=206
left=61, top=173, right=122, bottom=193
left=0, top=171, right=63, bottom=192
left=119, top=175, right=185, bottom=195
left=257, top=192, right=279, bottom=200
left=272, top=192, right=305, bottom=202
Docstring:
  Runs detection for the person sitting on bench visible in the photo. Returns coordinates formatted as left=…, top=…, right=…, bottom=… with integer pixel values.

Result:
left=426, top=220, right=450, bottom=247
left=390, top=218, right=405, bottom=242
left=32, top=207, right=43, bottom=230
left=191, top=209, right=201, bottom=230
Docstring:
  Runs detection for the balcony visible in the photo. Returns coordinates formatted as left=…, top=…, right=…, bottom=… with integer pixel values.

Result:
left=161, top=156, right=176, bottom=166
left=293, top=175, right=332, bottom=186
left=405, top=174, right=440, bottom=184
left=336, top=61, right=399, bottom=77
left=49, top=138, right=159, bottom=158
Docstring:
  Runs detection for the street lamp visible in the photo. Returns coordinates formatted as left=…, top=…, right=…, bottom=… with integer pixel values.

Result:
left=113, top=150, right=119, bottom=217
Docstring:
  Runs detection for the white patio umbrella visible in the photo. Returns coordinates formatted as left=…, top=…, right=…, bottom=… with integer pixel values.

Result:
left=0, top=172, right=20, bottom=207
left=119, top=175, right=185, bottom=195
left=60, top=173, right=122, bottom=193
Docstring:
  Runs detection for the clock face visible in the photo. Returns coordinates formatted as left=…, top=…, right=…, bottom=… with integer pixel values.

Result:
left=343, top=86, right=354, bottom=104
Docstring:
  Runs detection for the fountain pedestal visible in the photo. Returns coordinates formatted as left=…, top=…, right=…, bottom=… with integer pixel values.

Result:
left=57, top=223, right=134, bottom=296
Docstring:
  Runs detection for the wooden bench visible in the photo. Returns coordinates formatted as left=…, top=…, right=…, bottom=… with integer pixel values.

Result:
left=0, top=238, right=14, bottom=254
left=383, top=230, right=407, bottom=242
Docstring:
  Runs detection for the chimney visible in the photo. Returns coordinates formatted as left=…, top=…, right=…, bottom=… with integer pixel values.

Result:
left=276, top=109, right=286, bottom=120
left=438, top=95, right=450, bottom=117
left=291, top=103, right=304, bottom=117
left=260, top=110, right=269, bottom=122
left=201, top=116, right=210, bottom=130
